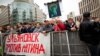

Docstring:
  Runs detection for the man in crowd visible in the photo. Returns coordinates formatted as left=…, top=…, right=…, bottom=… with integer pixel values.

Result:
left=65, top=18, right=77, bottom=31
left=20, top=22, right=34, bottom=33
left=42, top=20, right=53, bottom=34
left=79, top=12, right=100, bottom=56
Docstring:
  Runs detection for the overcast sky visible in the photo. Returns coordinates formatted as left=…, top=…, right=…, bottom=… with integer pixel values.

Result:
left=0, top=0, right=81, bottom=20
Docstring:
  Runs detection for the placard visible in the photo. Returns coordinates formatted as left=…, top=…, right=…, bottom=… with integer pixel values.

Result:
left=5, top=33, right=50, bottom=56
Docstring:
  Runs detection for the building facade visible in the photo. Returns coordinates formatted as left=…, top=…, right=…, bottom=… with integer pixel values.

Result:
left=10, top=0, right=46, bottom=23
left=0, top=5, right=9, bottom=26
left=14, top=0, right=34, bottom=4
left=79, top=0, right=100, bottom=18
left=33, top=3, right=46, bottom=22
left=0, top=0, right=46, bottom=25
left=10, top=0, right=34, bottom=24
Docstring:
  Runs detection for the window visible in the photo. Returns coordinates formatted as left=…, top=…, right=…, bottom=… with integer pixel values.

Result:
left=82, top=10, right=83, bottom=14
left=85, top=7, right=87, bottom=12
left=93, top=0, right=95, bottom=2
left=79, top=3, right=81, bottom=7
left=80, top=9, right=82, bottom=14
left=81, top=2, right=82, bottom=6
left=90, top=6, right=91, bottom=11
left=89, top=0, right=90, bottom=2
left=84, top=8, right=86, bottom=12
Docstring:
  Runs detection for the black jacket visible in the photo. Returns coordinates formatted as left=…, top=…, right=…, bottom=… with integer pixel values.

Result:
left=65, top=22, right=77, bottom=31
left=17, top=27, right=35, bottom=34
left=21, top=27, right=35, bottom=33
left=79, top=20, right=99, bottom=45
left=94, top=22, right=100, bottom=40
left=43, top=25, right=53, bottom=33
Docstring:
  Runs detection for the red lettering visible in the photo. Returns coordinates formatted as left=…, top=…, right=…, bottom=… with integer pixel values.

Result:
left=5, top=33, right=47, bottom=55
left=32, top=33, right=39, bottom=42
left=23, top=33, right=29, bottom=42
left=17, top=34, right=23, bottom=42
left=30, top=44, right=35, bottom=53
left=15, top=44, right=21, bottom=52
left=13, top=34, right=18, bottom=42
left=34, top=44, right=39, bottom=54
left=39, top=44, right=45, bottom=54
left=6, top=44, right=21, bottom=52
left=22, top=44, right=28, bottom=52
left=7, top=34, right=13, bottom=42
left=6, top=33, right=40, bottom=42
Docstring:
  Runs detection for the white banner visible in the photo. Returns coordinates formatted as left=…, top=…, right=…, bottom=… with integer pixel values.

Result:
left=5, top=33, right=50, bottom=56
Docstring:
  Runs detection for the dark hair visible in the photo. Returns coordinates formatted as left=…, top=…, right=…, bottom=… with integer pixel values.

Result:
left=83, top=12, right=90, bottom=18
left=23, top=22, right=28, bottom=25
left=83, top=12, right=91, bottom=21
left=44, top=20, right=49, bottom=22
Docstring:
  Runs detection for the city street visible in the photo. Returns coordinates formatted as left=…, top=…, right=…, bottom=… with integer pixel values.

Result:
left=0, top=0, right=100, bottom=56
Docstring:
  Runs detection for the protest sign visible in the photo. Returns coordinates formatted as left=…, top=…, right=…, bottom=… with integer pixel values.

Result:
left=5, top=33, right=50, bottom=56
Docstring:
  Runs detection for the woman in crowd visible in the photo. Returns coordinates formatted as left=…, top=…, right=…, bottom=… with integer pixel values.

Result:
left=56, top=19, right=66, bottom=31
left=53, top=19, right=66, bottom=31
left=53, top=21, right=61, bottom=31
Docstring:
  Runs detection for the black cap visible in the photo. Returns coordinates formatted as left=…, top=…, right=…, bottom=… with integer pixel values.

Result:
left=83, top=12, right=90, bottom=17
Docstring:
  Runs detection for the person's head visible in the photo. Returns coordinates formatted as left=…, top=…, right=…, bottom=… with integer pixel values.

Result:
left=28, top=23, right=32, bottom=28
left=49, top=19, right=54, bottom=24
left=13, top=25, right=17, bottom=30
left=23, top=22, right=29, bottom=28
left=83, top=12, right=91, bottom=21
left=56, top=19, right=62, bottom=24
left=6, top=25, right=11, bottom=30
left=68, top=18, right=74, bottom=24
left=83, top=12, right=90, bottom=18
left=44, top=20, right=49, bottom=25
left=36, top=22, right=41, bottom=28
left=17, top=23, right=23, bottom=27
left=66, top=20, right=68, bottom=23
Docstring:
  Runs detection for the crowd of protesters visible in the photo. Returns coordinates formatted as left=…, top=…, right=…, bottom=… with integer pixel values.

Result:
left=0, top=12, right=99, bottom=35
left=0, top=18, right=81, bottom=34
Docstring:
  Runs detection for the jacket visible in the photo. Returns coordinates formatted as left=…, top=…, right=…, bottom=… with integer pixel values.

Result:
left=79, top=20, right=99, bottom=45
left=54, top=25, right=61, bottom=31
left=94, top=22, right=100, bottom=41
left=65, top=22, right=77, bottom=31
left=17, top=27, right=34, bottom=34
left=43, top=25, right=53, bottom=33
left=57, top=23, right=66, bottom=31
left=33, top=27, right=43, bottom=33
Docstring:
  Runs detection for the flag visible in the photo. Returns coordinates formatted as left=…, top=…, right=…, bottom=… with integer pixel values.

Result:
left=47, top=2, right=61, bottom=18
